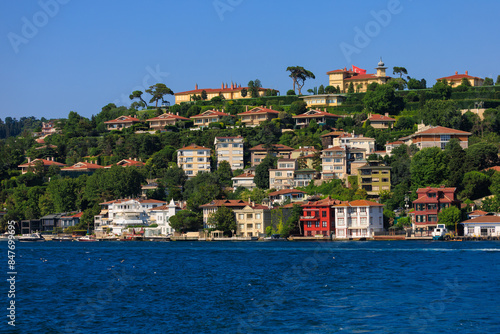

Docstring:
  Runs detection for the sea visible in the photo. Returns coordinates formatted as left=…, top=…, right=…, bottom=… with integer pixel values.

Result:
left=3, top=240, right=500, bottom=334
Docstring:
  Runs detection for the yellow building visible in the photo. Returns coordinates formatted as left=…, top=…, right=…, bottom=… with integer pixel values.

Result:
left=177, top=144, right=211, bottom=178
left=191, top=110, right=234, bottom=129
left=214, top=136, right=244, bottom=170
left=174, top=82, right=276, bottom=104
left=234, top=204, right=272, bottom=237
left=238, top=107, right=280, bottom=127
left=327, top=59, right=391, bottom=93
left=300, top=94, right=346, bottom=108
left=436, top=71, right=484, bottom=87
left=357, top=160, right=391, bottom=196
left=146, top=113, right=189, bottom=131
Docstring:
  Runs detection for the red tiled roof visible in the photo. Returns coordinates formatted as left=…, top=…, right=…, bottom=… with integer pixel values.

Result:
left=238, top=107, right=280, bottom=115
left=322, top=146, right=345, bottom=152
left=320, top=131, right=345, bottom=137
left=468, top=210, right=488, bottom=217
left=105, top=159, right=145, bottom=168
left=302, top=198, right=346, bottom=207
left=104, top=116, right=140, bottom=124
left=344, top=74, right=380, bottom=80
left=146, top=113, right=189, bottom=121
left=268, top=189, right=305, bottom=197
left=249, top=144, right=294, bottom=152
left=232, top=173, right=255, bottom=179
left=462, top=215, right=500, bottom=224
left=334, top=200, right=384, bottom=207
left=191, top=110, right=234, bottom=118
left=485, top=166, right=500, bottom=172
left=437, top=73, right=482, bottom=81
left=326, top=69, right=357, bottom=75
left=99, top=198, right=166, bottom=205
left=18, top=159, right=66, bottom=168
left=61, top=162, right=104, bottom=171
left=387, top=140, right=404, bottom=145
left=293, top=110, right=343, bottom=119
left=416, top=186, right=457, bottom=194
left=178, top=144, right=211, bottom=151
left=416, top=126, right=471, bottom=136
left=368, top=114, right=396, bottom=122
left=200, top=199, right=249, bottom=208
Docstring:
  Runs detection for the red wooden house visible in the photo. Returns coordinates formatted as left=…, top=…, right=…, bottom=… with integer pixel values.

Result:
left=300, top=197, right=345, bottom=237
left=412, top=186, right=460, bottom=231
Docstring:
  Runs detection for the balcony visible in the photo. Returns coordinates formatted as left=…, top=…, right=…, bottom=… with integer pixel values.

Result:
left=300, top=216, right=319, bottom=220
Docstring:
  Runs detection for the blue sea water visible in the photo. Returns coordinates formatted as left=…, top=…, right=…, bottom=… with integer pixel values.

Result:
left=3, top=240, right=500, bottom=334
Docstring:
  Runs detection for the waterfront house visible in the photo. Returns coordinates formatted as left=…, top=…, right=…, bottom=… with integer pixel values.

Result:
left=177, top=144, right=211, bottom=178
left=59, top=212, right=83, bottom=229
left=400, top=124, right=471, bottom=150
left=200, top=199, right=249, bottom=229
left=149, top=199, right=182, bottom=235
left=234, top=203, right=272, bottom=237
left=412, top=186, right=460, bottom=232
left=146, top=113, right=189, bottom=131
left=191, top=110, right=234, bottom=129
left=461, top=215, right=500, bottom=237
left=20, top=219, right=42, bottom=234
left=333, top=200, right=384, bottom=239
left=237, top=107, right=280, bottom=127
left=300, top=197, right=345, bottom=237
left=249, top=144, right=294, bottom=167
left=215, top=136, right=244, bottom=170
left=104, top=115, right=140, bottom=131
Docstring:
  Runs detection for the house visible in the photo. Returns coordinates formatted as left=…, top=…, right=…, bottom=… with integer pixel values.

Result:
left=214, top=136, right=244, bottom=170
left=400, top=124, right=471, bottom=150
left=149, top=199, right=182, bottom=235
left=321, top=146, right=347, bottom=179
left=300, top=94, right=346, bottom=108
left=269, top=159, right=297, bottom=190
left=293, top=169, right=316, bottom=188
left=20, top=219, right=41, bottom=234
left=327, top=59, right=391, bottom=93
left=290, top=146, right=319, bottom=169
left=105, top=159, right=145, bottom=168
left=232, top=173, right=256, bottom=190
left=40, top=213, right=67, bottom=231
left=174, top=82, right=276, bottom=104
left=300, top=197, right=345, bottom=237
left=249, top=144, right=294, bottom=167
left=200, top=199, right=249, bottom=229
left=333, top=133, right=376, bottom=154
left=94, top=198, right=166, bottom=234
left=60, top=161, right=104, bottom=176
left=462, top=215, right=500, bottom=237
left=177, top=144, right=211, bottom=178
left=321, top=130, right=345, bottom=149
left=146, top=113, right=189, bottom=131
left=333, top=200, right=385, bottom=239
left=467, top=210, right=488, bottom=220
left=385, top=141, right=404, bottom=156
left=357, top=160, right=391, bottom=196
left=268, top=189, right=306, bottom=205
left=292, top=109, right=342, bottom=128
left=18, top=158, right=66, bottom=174
left=436, top=71, right=484, bottom=87
left=104, top=115, right=140, bottom=131
left=42, top=121, right=59, bottom=135
left=237, top=107, right=280, bottom=127
left=59, top=212, right=83, bottom=229
left=412, top=186, right=461, bottom=231
left=367, top=113, right=396, bottom=129
left=234, top=204, right=272, bottom=237
left=191, top=110, right=234, bottom=129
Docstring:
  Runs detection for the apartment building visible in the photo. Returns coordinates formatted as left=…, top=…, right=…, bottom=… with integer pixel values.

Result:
left=177, top=144, right=211, bottom=178
left=269, top=159, right=297, bottom=190
left=249, top=144, right=294, bottom=166
left=357, top=160, right=391, bottom=196
left=200, top=199, right=249, bottom=229
left=333, top=200, right=385, bottom=239
left=321, top=146, right=347, bottom=179
left=333, top=133, right=376, bottom=154
left=234, top=204, right=272, bottom=237
left=214, top=136, right=244, bottom=170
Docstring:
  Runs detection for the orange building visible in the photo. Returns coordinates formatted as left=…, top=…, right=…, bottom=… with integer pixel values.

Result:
left=436, top=71, right=484, bottom=87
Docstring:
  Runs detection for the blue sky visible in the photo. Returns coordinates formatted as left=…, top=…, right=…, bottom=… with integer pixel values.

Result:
left=1, top=0, right=499, bottom=120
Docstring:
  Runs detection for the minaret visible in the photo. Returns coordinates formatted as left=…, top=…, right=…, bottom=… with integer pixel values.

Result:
left=376, top=57, right=387, bottom=77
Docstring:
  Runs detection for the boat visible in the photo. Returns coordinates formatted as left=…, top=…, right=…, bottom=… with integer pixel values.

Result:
left=77, top=235, right=99, bottom=242
left=53, top=235, right=74, bottom=242
left=432, top=224, right=448, bottom=240
left=18, top=233, right=45, bottom=242
left=263, top=234, right=287, bottom=241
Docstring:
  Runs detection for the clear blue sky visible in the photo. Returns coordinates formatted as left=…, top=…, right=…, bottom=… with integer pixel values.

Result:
left=1, top=0, right=499, bottom=120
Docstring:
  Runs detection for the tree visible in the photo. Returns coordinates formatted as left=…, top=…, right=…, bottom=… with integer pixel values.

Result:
left=207, top=205, right=236, bottom=236
left=410, top=147, right=448, bottom=190
left=318, top=85, right=325, bottom=95
left=254, top=155, right=277, bottom=189
left=363, top=84, right=404, bottom=115
left=169, top=210, right=202, bottom=234
left=286, top=89, right=296, bottom=96
left=215, top=161, right=233, bottom=188
left=432, top=79, right=452, bottom=100
left=483, top=77, right=494, bottom=86
left=201, top=90, right=208, bottom=100
left=407, top=77, right=426, bottom=90
left=460, top=171, right=491, bottom=200
left=496, top=75, right=500, bottom=85
left=248, top=79, right=262, bottom=98
left=347, top=82, right=354, bottom=93
left=420, top=99, right=461, bottom=129
left=388, top=78, right=407, bottom=91
left=286, top=66, right=315, bottom=95
left=129, top=90, right=148, bottom=108
left=489, top=172, right=500, bottom=197
left=437, top=206, right=462, bottom=230
left=145, top=83, right=174, bottom=107
left=393, top=66, right=408, bottom=79
left=240, top=88, right=247, bottom=97
left=324, top=86, right=336, bottom=94
left=288, top=101, right=307, bottom=115
left=465, top=142, right=499, bottom=171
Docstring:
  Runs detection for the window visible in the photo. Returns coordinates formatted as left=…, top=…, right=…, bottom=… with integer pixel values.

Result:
left=382, top=178, right=389, bottom=183
left=427, top=204, right=437, bottom=210
left=360, top=217, right=367, bottom=226
left=239, top=214, right=244, bottom=220
left=428, top=193, right=436, bottom=198
left=275, top=172, right=282, bottom=177
left=256, top=213, right=261, bottom=219
left=337, top=218, right=344, bottom=226
left=197, top=158, right=205, bottom=162
left=322, top=221, right=327, bottom=227
left=359, top=207, right=366, bottom=213
left=186, top=170, right=193, bottom=175
left=334, top=166, right=343, bottom=170
left=186, top=164, right=192, bottom=168
left=315, top=222, right=320, bottom=227
left=186, top=157, right=193, bottom=162
left=334, top=158, right=342, bottom=163
left=247, top=214, right=253, bottom=219
left=415, top=204, right=425, bottom=211
left=428, top=215, right=438, bottom=222
left=197, top=151, right=206, bottom=155
left=324, top=158, right=332, bottom=163
left=256, top=223, right=261, bottom=229
left=440, top=135, right=451, bottom=142
left=322, top=211, right=327, bottom=217
left=337, top=208, right=344, bottom=214
left=239, top=224, right=244, bottom=230
left=307, top=222, right=311, bottom=228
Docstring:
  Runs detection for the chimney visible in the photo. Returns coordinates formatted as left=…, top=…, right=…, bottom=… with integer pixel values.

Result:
left=225, top=83, right=228, bottom=89
left=176, top=112, right=179, bottom=116
left=27, top=157, right=31, bottom=163
left=466, top=70, right=468, bottom=75
left=195, top=83, right=198, bottom=90
left=385, top=112, right=389, bottom=117
left=455, top=71, right=458, bottom=75
left=245, top=105, right=249, bottom=112
left=231, top=82, right=234, bottom=89
left=222, top=82, right=224, bottom=89
left=269, top=105, right=272, bottom=110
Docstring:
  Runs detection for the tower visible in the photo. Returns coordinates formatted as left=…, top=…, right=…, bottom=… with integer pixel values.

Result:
left=375, top=58, right=387, bottom=77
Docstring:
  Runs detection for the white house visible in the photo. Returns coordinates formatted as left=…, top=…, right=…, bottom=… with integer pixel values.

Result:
left=149, top=199, right=182, bottom=235
left=94, top=198, right=166, bottom=234
left=333, top=200, right=384, bottom=239
left=461, top=215, right=500, bottom=237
